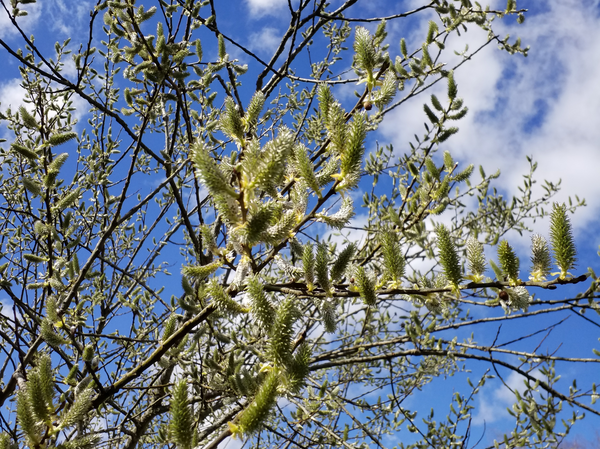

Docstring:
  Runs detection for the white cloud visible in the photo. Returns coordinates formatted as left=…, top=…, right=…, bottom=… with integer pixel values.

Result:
left=324, top=212, right=369, bottom=248
left=0, top=298, right=21, bottom=321
left=0, top=1, right=41, bottom=39
left=0, top=77, right=89, bottom=140
left=474, top=368, right=542, bottom=425
left=379, top=0, right=600, bottom=247
left=0, top=78, right=29, bottom=112
left=218, top=436, right=244, bottom=449
left=46, top=0, right=92, bottom=38
left=248, top=27, right=282, bottom=55
left=246, top=0, right=286, bottom=17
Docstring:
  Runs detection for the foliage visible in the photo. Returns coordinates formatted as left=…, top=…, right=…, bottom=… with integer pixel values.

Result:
left=0, top=1, right=596, bottom=448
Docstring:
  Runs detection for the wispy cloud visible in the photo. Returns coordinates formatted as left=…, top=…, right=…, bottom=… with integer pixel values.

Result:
left=248, top=27, right=282, bottom=55
left=0, top=78, right=29, bottom=112
left=0, top=1, right=41, bottom=39
left=379, top=0, right=600, bottom=249
left=245, top=0, right=286, bottom=17
left=0, top=298, right=21, bottom=321
left=474, top=368, right=542, bottom=426
left=46, top=0, right=93, bottom=38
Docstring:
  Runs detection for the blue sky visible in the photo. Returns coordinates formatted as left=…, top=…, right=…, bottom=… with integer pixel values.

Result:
left=1, top=0, right=600, bottom=447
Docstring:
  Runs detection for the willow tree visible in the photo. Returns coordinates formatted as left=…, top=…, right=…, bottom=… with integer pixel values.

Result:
left=0, top=0, right=597, bottom=448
